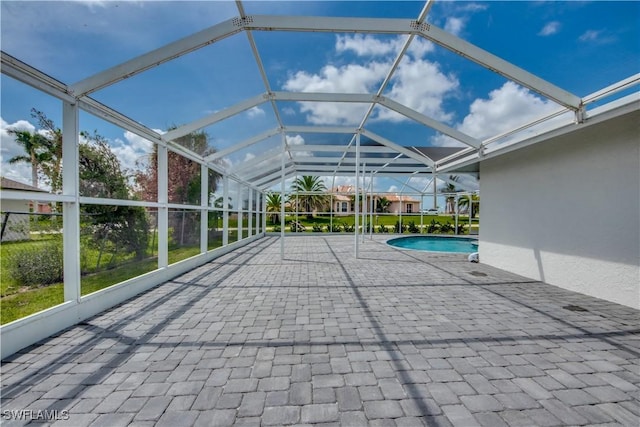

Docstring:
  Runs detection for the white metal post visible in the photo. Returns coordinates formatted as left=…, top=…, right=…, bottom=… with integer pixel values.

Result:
left=355, top=133, right=360, bottom=258
left=248, top=187, right=253, bottom=238
left=262, top=191, right=267, bottom=234
left=222, top=175, right=229, bottom=246
left=420, top=194, right=424, bottom=234
left=455, top=194, right=459, bottom=235
left=433, top=173, right=438, bottom=209
left=158, top=144, right=168, bottom=268
left=237, top=183, right=243, bottom=242
left=280, top=134, right=286, bottom=259
left=369, top=171, right=374, bottom=239
left=201, top=164, right=208, bottom=253
left=361, top=163, right=366, bottom=243
left=62, top=101, right=80, bottom=302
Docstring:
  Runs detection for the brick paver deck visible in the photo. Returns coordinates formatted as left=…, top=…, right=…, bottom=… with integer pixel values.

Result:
left=2, top=235, right=639, bottom=426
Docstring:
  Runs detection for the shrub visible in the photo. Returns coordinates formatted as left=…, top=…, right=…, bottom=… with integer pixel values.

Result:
left=312, top=223, right=324, bottom=232
left=342, top=223, right=355, bottom=232
left=273, top=225, right=281, bottom=232
left=407, top=221, right=420, bottom=233
left=440, top=223, right=454, bottom=234
left=394, top=221, right=407, bottom=233
left=6, top=239, right=63, bottom=287
left=427, top=219, right=440, bottom=234
left=325, top=223, right=341, bottom=232
left=378, top=224, right=389, bottom=233
left=456, top=223, right=467, bottom=234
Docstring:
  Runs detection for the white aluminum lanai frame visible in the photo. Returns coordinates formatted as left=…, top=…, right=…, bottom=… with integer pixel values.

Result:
left=0, top=0, right=638, bottom=358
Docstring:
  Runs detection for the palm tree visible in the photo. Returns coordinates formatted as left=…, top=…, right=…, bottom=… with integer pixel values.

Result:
left=291, top=176, right=328, bottom=220
left=266, top=192, right=286, bottom=224
left=376, top=196, right=391, bottom=213
left=7, top=129, right=50, bottom=188
left=458, top=194, right=480, bottom=218
left=440, top=175, right=460, bottom=214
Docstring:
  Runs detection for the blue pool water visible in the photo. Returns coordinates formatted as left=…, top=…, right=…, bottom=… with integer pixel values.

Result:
left=387, top=236, right=478, bottom=253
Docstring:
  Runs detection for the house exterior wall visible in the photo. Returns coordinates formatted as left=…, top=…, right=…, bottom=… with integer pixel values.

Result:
left=479, top=109, right=639, bottom=309
left=389, top=201, right=419, bottom=214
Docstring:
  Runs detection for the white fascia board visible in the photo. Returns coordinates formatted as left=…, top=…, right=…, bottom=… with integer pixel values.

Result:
left=273, top=91, right=375, bottom=103
left=206, top=128, right=281, bottom=162
left=582, top=73, right=640, bottom=105
left=361, top=129, right=434, bottom=167
left=79, top=97, right=164, bottom=146
left=284, top=126, right=359, bottom=134
left=418, top=23, right=581, bottom=109
left=165, top=93, right=270, bottom=141
left=244, top=15, right=417, bottom=35
left=379, top=97, right=480, bottom=148
left=70, top=18, right=241, bottom=97
left=1, top=52, right=75, bottom=103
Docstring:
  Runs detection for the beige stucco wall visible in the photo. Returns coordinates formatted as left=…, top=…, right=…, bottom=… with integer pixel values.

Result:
left=479, top=109, right=640, bottom=309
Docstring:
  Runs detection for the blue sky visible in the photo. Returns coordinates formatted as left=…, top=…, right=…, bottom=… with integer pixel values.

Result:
left=1, top=0, right=638, bottom=201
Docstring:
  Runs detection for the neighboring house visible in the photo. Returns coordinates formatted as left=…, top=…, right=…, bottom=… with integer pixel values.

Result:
left=0, top=177, right=49, bottom=241
left=329, top=186, right=421, bottom=215
left=385, top=194, right=420, bottom=214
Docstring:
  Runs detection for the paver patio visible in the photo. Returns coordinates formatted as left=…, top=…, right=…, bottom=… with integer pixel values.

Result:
left=1, top=235, right=638, bottom=426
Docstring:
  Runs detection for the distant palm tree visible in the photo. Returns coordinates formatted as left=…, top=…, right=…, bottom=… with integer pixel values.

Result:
left=440, top=175, right=460, bottom=214
left=458, top=194, right=480, bottom=218
left=7, top=129, right=50, bottom=188
left=376, top=196, right=391, bottom=213
left=266, top=192, right=286, bottom=224
left=291, top=176, right=328, bottom=220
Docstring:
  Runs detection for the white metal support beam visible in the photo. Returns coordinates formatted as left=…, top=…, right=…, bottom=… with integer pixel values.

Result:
left=157, top=144, right=169, bottom=268
left=243, top=15, right=419, bottom=35
left=206, top=128, right=281, bottom=162
left=70, top=18, right=241, bottom=96
left=2, top=52, right=75, bottom=103
left=164, top=93, right=270, bottom=141
left=62, top=102, right=81, bottom=303
left=283, top=126, right=359, bottom=134
left=379, top=97, right=481, bottom=148
left=417, top=23, right=582, bottom=109
left=273, top=91, right=374, bottom=103
left=200, top=164, right=208, bottom=254
left=361, top=129, right=434, bottom=168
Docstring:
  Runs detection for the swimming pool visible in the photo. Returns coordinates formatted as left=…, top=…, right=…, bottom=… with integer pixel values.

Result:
left=387, top=236, right=478, bottom=253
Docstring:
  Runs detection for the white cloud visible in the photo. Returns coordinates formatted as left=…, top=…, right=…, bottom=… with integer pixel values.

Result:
left=246, top=106, right=265, bottom=119
left=578, top=29, right=614, bottom=44
left=0, top=118, right=38, bottom=185
left=283, top=62, right=389, bottom=125
left=336, top=34, right=403, bottom=57
left=336, top=34, right=433, bottom=59
left=379, top=58, right=458, bottom=123
left=283, top=54, right=458, bottom=125
left=539, top=21, right=560, bottom=36
left=444, top=17, right=466, bottom=36
left=432, top=81, right=562, bottom=146
left=109, top=131, right=155, bottom=173
left=286, top=135, right=305, bottom=146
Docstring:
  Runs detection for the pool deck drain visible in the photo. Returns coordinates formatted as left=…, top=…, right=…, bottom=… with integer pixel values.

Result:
left=1, top=235, right=638, bottom=426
